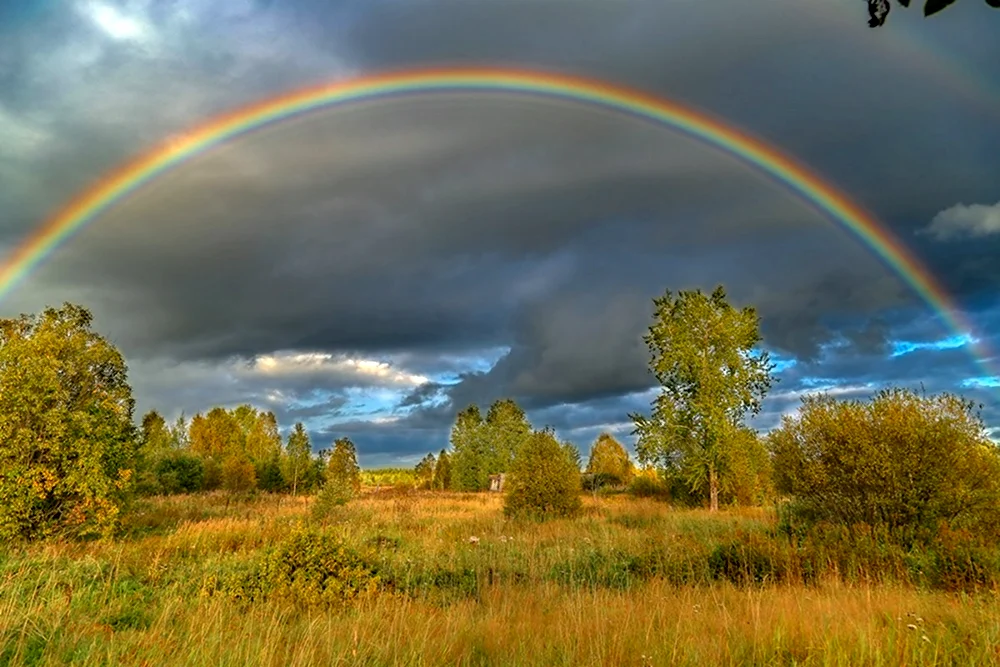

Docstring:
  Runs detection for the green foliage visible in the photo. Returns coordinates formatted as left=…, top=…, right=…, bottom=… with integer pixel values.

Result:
left=432, top=449, right=452, bottom=490
left=562, top=441, right=582, bottom=472
left=504, top=430, right=582, bottom=520
left=626, top=468, right=670, bottom=500
left=450, top=404, right=487, bottom=491
left=313, top=437, right=361, bottom=516
left=189, top=407, right=244, bottom=459
left=631, top=285, right=774, bottom=511
left=483, top=398, right=531, bottom=476
left=450, top=399, right=532, bottom=491
left=327, top=437, right=361, bottom=495
left=152, top=452, right=205, bottom=495
left=204, top=528, right=385, bottom=607
left=255, top=453, right=285, bottom=493
left=414, top=452, right=436, bottom=490
left=283, top=423, right=312, bottom=495
left=0, top=303, right=138, bottom=540
left=769, top=387, right=1000, bottom=545
left=585, top=433, right=634, bottom=490
left=221, top=455, right=258, bottom=494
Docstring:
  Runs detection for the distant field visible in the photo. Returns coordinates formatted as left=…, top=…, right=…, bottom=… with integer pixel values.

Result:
left=2, top=491, right=999, bottom=666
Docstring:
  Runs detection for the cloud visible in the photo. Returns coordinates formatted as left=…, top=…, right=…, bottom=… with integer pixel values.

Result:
left=1, top=0, right=998, bottom=463
left=921, top=201, right=1000, bottom=241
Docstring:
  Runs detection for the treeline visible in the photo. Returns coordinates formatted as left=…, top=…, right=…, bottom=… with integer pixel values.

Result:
left=135, top=406, right=361, bottom=499
left=408, top=398, right=641, bottom=498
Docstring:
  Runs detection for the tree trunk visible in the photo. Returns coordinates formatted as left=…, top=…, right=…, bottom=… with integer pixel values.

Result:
left=709, top=464, right=719, bottom=512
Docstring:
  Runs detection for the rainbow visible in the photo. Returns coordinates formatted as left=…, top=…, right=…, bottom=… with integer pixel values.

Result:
left=0, top=66, right=994, bottom=379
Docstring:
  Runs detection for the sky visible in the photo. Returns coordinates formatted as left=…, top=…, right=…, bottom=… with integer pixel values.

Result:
left=1, top=0, right=998, bottom=466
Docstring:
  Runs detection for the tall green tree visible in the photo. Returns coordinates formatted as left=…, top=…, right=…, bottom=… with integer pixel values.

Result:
left=414, top=452, right=436, bottom=489
left=432, top=449, right=452, bottom=490
left=450, top=404, right=487, bottom=491
left=630, top=285, right=774, bottom=512
left=483, top=398, right=532, bottom=475
left=0, top=304, right=138, bottom=540
left=284, top=423, right=312, bottom=496
left=327, top=437, right=362, bottom=495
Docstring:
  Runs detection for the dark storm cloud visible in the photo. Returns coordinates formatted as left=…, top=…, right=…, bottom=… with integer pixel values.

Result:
left=1, top=0, right=998, bottom=461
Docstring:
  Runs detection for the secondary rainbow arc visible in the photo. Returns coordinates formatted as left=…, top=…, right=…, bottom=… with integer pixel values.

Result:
left=0, top=66, right=993, bottom=384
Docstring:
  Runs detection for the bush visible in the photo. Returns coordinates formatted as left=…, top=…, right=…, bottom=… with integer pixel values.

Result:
left=203, top=528, right=385, bottom=607
left=626, top=473, right=670, bottom=500
left=504, top=430, right=582, bottom=520
left=312, top=476, right=356, bottom=519
left=154, top=453, right=205, bottom=495
left=769, top=387, right=1000, bottom=545
left=255, top=456, right=285, bottom=493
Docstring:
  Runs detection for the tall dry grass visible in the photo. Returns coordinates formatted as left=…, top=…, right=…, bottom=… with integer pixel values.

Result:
left=1, top=491, right=999, bottom=666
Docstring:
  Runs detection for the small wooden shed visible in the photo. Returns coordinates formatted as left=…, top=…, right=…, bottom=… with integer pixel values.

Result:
left=488, top=473, right=506, bottom=492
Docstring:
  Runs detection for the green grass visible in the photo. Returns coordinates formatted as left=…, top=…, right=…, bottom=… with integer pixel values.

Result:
left=2, top=491, right=1000, bottom=665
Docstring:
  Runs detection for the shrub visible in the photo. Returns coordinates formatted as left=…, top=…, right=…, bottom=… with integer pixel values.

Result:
left=154, top=452, right=205, bottom=495
left=626, top=471, right=670, bottom=500
left=312, top=476, right=355, bottom=519
left=255, top=456, right=285, bottom=493
left=504, top=430, right=582, bottom=520
left=204, top=528, right=385, bottom=607
left=769, top=387, right=1000, bottom=545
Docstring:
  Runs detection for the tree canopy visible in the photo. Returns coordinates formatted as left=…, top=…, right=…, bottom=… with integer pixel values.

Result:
left=630, top=285, right=774, bottom=511
left=0, top=304, right=138, bottom=540
left=866, top=0, right=999, bottom=28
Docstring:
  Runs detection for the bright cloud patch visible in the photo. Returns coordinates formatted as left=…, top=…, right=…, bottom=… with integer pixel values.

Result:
left=922, top=201, right=1000, bottom=240
left=891, top=333, right=976, bottom=358
left=252, top=352, right=430, bottom=386
left=961, top=376, right=1000, bottom=390
left=81, top=1, right=151, bottom=42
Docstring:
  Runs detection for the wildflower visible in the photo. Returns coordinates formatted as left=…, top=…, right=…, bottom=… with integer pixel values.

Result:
left=907, top=624, right=918, bottom=631
left=468, top=536, right=480, bottom=545
left=922, top=635, right=931, bottom=644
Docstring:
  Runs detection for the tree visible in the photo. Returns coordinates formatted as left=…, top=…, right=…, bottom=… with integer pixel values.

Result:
left=327, top=437, right=362, bottom=495
left=630, top=285, right=774, bottom=512
left=284, top=423, right=312, bottom=496
left=769, top=388, right=1000, bottom=544
left=483, top=398, right=532, bottom=475
left=504, top=429, right=583, bottom=520
left=562, top=440, right=582, bottom=472
left=135, top=410, right=174, bottom=496
left=432, top=449, right=452, bottom=490
left=414, top=452, right=436, bottom=489
left=0, top=303, right=138, bottom=540
left=866, top=0, right=999, bottom=27
left=314, top=437, right=362, bottom=513
left=585, top=433, right=634, bottom=492
left=189, top=407, right=244, bottom=460
left=450, top=404, right=487, bottom=491
left=221, top=454, right=258, bottom=494
left=256, top=450, right=286, bottom=493
left=720, top=426, right=772, bottom=507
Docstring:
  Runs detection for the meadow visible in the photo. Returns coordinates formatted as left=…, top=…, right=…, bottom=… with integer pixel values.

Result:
left=3, top=490, right=1000, bottom=667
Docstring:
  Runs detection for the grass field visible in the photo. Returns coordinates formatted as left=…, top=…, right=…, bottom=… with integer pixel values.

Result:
left=2, top=490, right=1000, bottom=666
